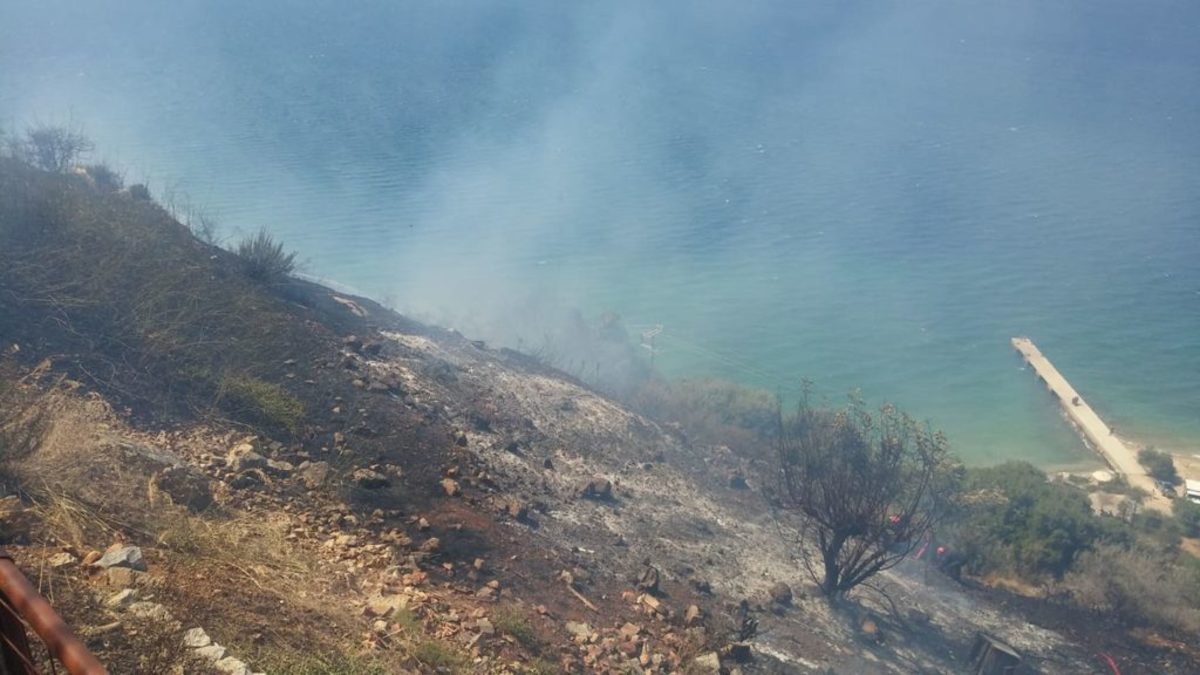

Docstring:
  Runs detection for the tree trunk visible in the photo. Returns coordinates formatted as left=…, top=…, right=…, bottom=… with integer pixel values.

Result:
left=820, top=532, right=847, bottom=595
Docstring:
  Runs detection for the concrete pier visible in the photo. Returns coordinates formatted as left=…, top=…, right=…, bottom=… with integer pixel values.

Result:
left=1012, top=337, right=1168, bottom=510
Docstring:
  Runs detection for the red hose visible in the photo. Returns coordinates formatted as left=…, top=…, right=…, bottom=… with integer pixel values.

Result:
left=0, top=552, right=107, bottom=674
left=1100, top=652, right=1121, bottom=675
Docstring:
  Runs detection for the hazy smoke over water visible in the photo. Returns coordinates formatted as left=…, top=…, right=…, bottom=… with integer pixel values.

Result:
left=3, top=0, right=1199, bottom=463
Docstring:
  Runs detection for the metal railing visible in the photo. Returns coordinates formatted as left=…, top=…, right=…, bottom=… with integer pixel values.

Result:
left=0, top=551, right=107, bottom=675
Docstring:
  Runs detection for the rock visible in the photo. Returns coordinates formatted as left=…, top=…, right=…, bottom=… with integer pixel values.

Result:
left=728, top=471, right=749, bottom=489
left=104, top=567, right=145, bottom=587
left=685, top=604, right=703, bottom=627
left=476, top=618, right=495, bottom=636
left=127, top=601, right=173, bottom=622
left=636, top=566, right=661, bottom=594
left=227, top=443, right=267, bottom=472
left=417, top=517, right=431, bottom=531
left=264, top=459, right=295, bottom=477
left=419, top=537, right=441, bottom=553
left=214, top=656, right=252, bottom=675
left=724, top=642, right=753, bottom=663
left=505, top=499, right=528, bottom=520
left=93, top=544, right=147, bottom=572
left=768, top=581, right=793, bottom=606
left=228, top=470, right=266, bottom=490
left=690, top=578, right=713, bottom=595
left=579, top=478, right=613, bottom=501
left=351, top=468, right=390, bottom=489
left=693, top=652, right=722, bottom=673
left=81, top=550, right=102, bottom=567
left=195, top=644, right=227, bottom=662
left=441, top=478, right=461, bottom=497
left=183, top=627, right=212, bottom=648
left=565, top=621, right=593, bottom=642
left=297, top=461, right=330, bottom=489
left=47, top=552, right=78, bottom=568
left=104, top=588, right=138, bottom=609
left=149, top=466, right=214, bottom=512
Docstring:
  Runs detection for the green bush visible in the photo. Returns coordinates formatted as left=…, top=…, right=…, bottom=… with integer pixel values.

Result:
left=1174, top=498, right=1200, bottom=538
left=411, top=639, right=468, bottom=671
left=1137, top=447, right=1180, bottom=486
left=1063, top=544, right=1200, bottom=633
left=946, top=462, right=1099, bottom=579
left=236, top=228, right=297, bottom=284
left=492, top=606, right=541, bottom=651
left=220, top=375, right=304, bottom=434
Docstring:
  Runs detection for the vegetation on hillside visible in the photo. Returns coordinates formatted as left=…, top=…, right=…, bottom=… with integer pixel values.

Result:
left=1138, top=446, right=1180, bottom=486
left=775, top=395, right=961, bottom=596
left=0, top=127, right=314, bottom=434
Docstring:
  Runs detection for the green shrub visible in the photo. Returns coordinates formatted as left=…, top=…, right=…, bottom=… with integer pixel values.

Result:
left=128, top=183, right=151, bottom=200
left=946, top=462, right=1099, bottom=579
left=220, top=375, right=304, bottom=434
left=236, top=228, right=297, bottom=284
left=1063, top=544, right=1200, bottom=633
left=1174, top=498, right=1200, bottom=539
left=492, top=606, right=541, bottom=651
left=1137, top=447, right=1180, bottom=486
left=411, top=639, right=468, bottom=671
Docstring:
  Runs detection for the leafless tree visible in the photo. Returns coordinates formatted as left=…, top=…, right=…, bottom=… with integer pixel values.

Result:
left=776, top=394, right=959, bottom=597
left=21, top=124, right=94, bottom=173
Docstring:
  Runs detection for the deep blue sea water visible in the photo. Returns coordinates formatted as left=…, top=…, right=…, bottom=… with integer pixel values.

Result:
left=3, top=0, right=1198, bottom=466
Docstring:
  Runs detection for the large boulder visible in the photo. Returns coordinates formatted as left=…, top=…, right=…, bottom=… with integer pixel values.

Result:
left=149, top=466, right=214, bottom=512
left=579, top=478, right=613, bottom=501
left=226, top=443, right=267, bottom=473
left=768, top=581, right=793, bottom=606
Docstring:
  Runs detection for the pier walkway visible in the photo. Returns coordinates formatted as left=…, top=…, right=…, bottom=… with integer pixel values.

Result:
left=1012, top=337, right=1169, bottom=512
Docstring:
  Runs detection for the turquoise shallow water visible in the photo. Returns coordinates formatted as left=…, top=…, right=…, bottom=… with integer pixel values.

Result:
left=3, top=0, right=1198, bottom=466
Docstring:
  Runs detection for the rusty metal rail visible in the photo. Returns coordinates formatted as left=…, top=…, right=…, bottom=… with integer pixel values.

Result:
left=0, top=550, right=107, bottom=675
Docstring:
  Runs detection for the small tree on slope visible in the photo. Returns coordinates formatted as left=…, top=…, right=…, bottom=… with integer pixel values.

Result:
left=776, top=394, right=960, bottom=597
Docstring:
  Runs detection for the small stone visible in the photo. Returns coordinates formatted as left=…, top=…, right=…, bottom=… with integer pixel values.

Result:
left=636, top=566, right=661, bottom=594
left=214, top=656, right=252, bottom=675
left=265, top=459, right=294, bottom=477
left=685, top=604, right=703, bottom=627
left=104, top=567, right=145, bottom=587
left=183, top=627, right=212, bottom=648
left=93, top=544, right=147, bottom=572
left=565, top=621, right=593, bottom=642
left=81, top=550, right=102, bottom=567
left=417, top=517, right=431, bottom=531
left=351, top=468, right=390, bottom=489
left=441, top=478, right=461, bottom=497
left=195, top=644, right=227, bottom=662
left=127, top=601, right=173, bottom=622
left=104, top=589, right=138, bottom=609
left=693, top=653, right=721, bottom=673
left=47, top=552, right=78, bottom=568
left=297, top=461, right=330, bottom=489
left=476, top=618, right=495, bottom=636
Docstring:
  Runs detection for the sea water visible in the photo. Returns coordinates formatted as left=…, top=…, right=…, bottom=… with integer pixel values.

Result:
left=2, top=0, right=1198, bottom=466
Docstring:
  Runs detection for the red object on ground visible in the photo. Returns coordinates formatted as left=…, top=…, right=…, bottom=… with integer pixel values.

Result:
left=1100, top=652, right=1121, bottom=675
left=0, top=551, right=108, bottom=674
